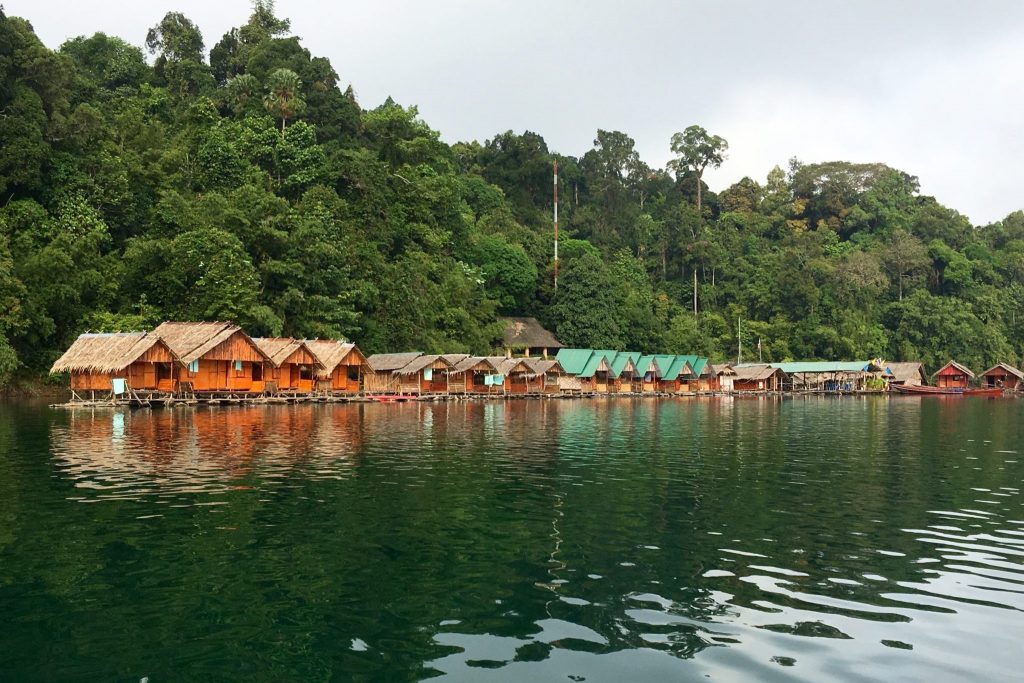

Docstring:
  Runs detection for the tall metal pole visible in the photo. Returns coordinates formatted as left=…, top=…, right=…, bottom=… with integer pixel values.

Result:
left=553, top=159, right=559, bottom=292
left=737, top=317, right=742, bottom=365
left=693, top=270, right=697, bottom=315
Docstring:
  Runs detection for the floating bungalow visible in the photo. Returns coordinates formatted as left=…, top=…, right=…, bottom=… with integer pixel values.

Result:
left=933, top=361, right=974, bottom=389
left=656, top=356, right=696, bottom=394
left=50, top=332, right=179, bottom=402
left=501, top=317, right=563, bottom=359
left=153, top=321, right=270, bottom=396
left=488, top=357, right=535, bottom=394
left=732, top=365, right=785, bottom=392
left=886, top=362, right=927, bottom=387
left=523, top=359, right=565, bottom=395
left=980, top=363, right=1023, bottom=390
left=711, top=364, right=736, bottom=392
left=306, top=340, right=367, bottom=395
left=364, top=353, right=456, bottom=395
left=252, top=338, right=320, bottom=395
left=770, top=361, right=890, bottom=392
left=610, top=352, right=641, bottom=393
left=447, top=356, right=502, bottom=394
left=636, top=355, right=666, bottom=393
left=555, top=349, right=614, bottom=394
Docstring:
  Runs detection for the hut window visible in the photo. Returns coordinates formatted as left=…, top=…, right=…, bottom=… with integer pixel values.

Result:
left=300, top=365, right=312, bottom=381
left=347, top=365, right=360, bottom=381
left=188, top=360, right=199, bottom=374
left=252, top=364, right=263, bottom=381
left=235, top=360, right=243, bottom=373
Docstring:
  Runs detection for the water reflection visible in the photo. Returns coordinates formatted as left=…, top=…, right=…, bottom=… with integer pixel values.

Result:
left=12, top=398, right=1023, bottom=680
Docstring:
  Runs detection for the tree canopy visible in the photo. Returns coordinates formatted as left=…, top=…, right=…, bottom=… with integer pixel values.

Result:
left=0, top=4, right=1021, bottom=388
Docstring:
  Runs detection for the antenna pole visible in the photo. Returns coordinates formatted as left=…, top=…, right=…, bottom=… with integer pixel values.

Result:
left=553, top=159, right=559, bottom=292
left=737, top=317, right=742, bottom=365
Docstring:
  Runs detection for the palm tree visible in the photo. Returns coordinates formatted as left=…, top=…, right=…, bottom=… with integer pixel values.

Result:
left=263, top=68, right=306, bottom=132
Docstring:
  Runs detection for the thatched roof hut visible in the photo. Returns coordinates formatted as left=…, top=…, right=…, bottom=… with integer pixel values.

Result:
left=50, top=332, right=176, bottom=374
left=152, top=321, right=268, bottom=365
left=886, top=362, right=927, bottom=386
left=501, top=317, right=563, bottom=356
left=305, top=340, right=365, bottom=379
left=395, top=354, right=454, bottom=376
left=366, top=352, right=423, bottom=372
left=252, top=338, right=318, bottom=369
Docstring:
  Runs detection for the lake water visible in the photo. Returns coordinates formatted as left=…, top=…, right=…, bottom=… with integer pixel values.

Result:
left=1, top=397, right=1023, bottom=681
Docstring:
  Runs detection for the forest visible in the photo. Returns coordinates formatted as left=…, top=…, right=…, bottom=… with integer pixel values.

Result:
left=1, top=2, right=1023, bottom=389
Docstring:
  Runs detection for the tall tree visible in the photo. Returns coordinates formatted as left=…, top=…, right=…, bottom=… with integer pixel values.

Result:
left=668, top=125, right=728, bottom=217
left=263, top=68, right=305, bottom=131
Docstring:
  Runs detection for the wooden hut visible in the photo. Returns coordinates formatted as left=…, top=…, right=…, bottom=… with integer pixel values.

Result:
left=886, top=362, right=927, bottom=387
left=933, top=360, right=974, bottom=389
left=523, top=359, right=565, bottom=394
left=252, top=338, right=321, bottom=395
left=363, top=353, right=422, bottom=394
left=732, top=365, right=785, bottom=392
left=554, top=348, right=595, bottom=394
left=710, top=364, right=736, bottom=393
left=486, top=357, right=534, bottom=394
left=656, top=356, right=695, bottom=394
left=636, top=355, right=666, bottom=393
left=306, top=340, right=367, bottom=395
left=610, top=352, right=641, bottom=393
left=50, top=332, right=179, bottom=401
left=448, top=356, right=501, bottom=394
left=980, top=363, right=1023, bottom=390
left=153, top=321, right=270, bottom=395
left=397, top=354, right=457, bottom=394
left=501, top=317, right=563, bottom=359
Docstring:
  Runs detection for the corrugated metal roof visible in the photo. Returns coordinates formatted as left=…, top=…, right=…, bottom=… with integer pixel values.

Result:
left=579, top=353, right=613, bottom=378
left=663, top=356, right=695, bottom=381
left=635, top=355, right=663, bottom=377
left=609, top=351, right=640, bottom=376
left=555, top=348, right=595, bottom=375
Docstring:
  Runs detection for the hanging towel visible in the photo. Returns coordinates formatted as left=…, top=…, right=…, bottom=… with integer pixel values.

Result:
left=112, top=378, right=127, bottom=395
left=188, top=360, right=199, bottom=373
left=423, top=368, right=433, bottom=381
left=483, top=375, right=493, bottom=387
left=235, top=360, right=243, bottom=372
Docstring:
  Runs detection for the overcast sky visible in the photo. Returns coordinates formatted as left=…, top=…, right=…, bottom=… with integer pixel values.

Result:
left=9, top=0, right=1024, bottom=224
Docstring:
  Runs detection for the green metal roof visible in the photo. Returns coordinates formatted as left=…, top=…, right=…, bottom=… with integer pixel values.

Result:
left=579, top=352, right=613, bottom=378
left=609, top=351, right=641, bottom=376
left=691, top=357, right=710, bottom=376
left=636, top=355, right=663, bottom=377
left=663, top=355, right=695, bottom=381
left=759, top=361, right=875, bottom=374
left=555, top=348, right=595, bottom=375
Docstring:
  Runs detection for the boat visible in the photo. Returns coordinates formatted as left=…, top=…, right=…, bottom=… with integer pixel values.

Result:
left=893, top=384, right=1004, bottom=397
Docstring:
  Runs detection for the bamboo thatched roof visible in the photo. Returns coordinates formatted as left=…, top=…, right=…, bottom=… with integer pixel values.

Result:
left=524, top=359, right=564, bottom=376
left=152, top=321, right=264, bottom=364
left=452, top=356, right=499, bottom=373
left=50, top=332, right=174, bottom=374
left=305, top=340, right=364, bottom=377
left=441, top=353, right=469, bottom=366
left=885, top=362, right=926, bottom=383
left=367, top=352, right=423, bottom=372
left=732, top=365, right=783, bottom=381
left=485, top=356, right=532, bottom=376
left=501, top=317, right=563, bottom=350
left=395, top=354, right=454, bottom=376
left=251, top=338, right=319, bottom=369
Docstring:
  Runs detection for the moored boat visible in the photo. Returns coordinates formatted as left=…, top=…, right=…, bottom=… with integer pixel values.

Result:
left=893, top=384, right=1004, bottom=397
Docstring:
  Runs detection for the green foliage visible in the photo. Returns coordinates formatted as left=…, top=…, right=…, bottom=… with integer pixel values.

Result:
left=0, top=5, right=1020, bottom=389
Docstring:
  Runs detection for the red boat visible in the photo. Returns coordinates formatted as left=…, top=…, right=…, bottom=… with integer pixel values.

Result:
left=893, top=384, right=1004, bottom=397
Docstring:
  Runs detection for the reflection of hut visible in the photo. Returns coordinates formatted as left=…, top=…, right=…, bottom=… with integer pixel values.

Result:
left=50, top=332, right=178, bottom=401
left=154, top=322, right=270, bottom=395
left=448, top=356, right=501, bottom=394
left=886, top=362, right=927, bottom=387
left=501, top=317, right=563, bottom=359
left=306, top=341, right=367, bottom=395
left=364, top=353, right=423, bottom=394
left=980, top=363, right=1023, bottom=390
left=252, top=338, right=320, bottom=394
left=732, top=365, right=785, bottom=392
left=933, top=360, right=974, bottom=389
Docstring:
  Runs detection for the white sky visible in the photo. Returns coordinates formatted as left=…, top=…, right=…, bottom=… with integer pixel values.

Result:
left=10, top=0, right=1024, bottom=225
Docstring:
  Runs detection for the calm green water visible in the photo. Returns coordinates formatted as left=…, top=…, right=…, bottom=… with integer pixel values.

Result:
left=1, top=397, right=1023, bottom=681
